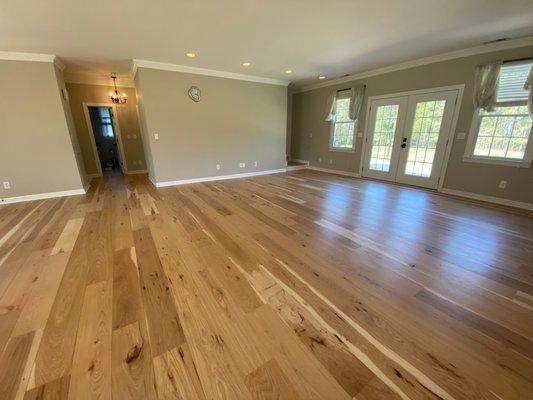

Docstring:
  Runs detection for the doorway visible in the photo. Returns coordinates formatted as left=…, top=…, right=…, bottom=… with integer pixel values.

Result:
left=83, top=103, right=126, bottom=175
left=361, top=87, right=461, bottom=189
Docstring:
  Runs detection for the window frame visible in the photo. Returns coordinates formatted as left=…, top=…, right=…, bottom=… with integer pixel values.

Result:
left=464, top=60, right=533, bottom=167
left=329, top=90, right=357, bottom=153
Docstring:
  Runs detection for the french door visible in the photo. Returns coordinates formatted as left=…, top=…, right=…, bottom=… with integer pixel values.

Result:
left=362, top=89, right=458, bottom=189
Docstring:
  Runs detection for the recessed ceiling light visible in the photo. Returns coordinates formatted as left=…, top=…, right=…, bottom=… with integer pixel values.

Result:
left=186, top=52, right=196, bottom=58
left=285, top=70, right=292, bottom=74
left=242, top=62, right=251, bottom=67
left=318, top=75, right=326, bottom=80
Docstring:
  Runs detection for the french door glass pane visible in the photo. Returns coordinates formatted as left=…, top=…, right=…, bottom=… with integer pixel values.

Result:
left=369, top=105, right=399, bottom=172
left=404, top=100, right=446, bottom=177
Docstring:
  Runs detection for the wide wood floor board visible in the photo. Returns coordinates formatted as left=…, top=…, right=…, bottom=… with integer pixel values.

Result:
left=0, top=170, right=531, bottom=400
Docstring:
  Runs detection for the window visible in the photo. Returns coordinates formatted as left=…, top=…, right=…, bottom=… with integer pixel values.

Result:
left=466, top=61, right=533, bottom=166
left=330, top=91, right=356, bottom=151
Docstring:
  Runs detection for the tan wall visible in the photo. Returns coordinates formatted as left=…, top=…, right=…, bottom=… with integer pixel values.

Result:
left=291, top=45, right=533, bottom=204
left=0, top=60, right=83, bottom=199
left=66, top=83, right=147, bottom=175
left=135, top=68, right=288, bottom=183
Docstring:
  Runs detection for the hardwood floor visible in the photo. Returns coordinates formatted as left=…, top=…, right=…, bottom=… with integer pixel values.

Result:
left=0, top=170, right=532, bottom=399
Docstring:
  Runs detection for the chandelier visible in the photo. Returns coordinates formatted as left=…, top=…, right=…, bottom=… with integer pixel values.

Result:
left=109, top=73, right=127, bottom=104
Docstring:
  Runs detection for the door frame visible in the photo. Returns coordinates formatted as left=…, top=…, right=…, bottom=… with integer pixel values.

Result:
left=82, top=102, right=128, bottom=175
left=358, top=84, right=464, bottom=190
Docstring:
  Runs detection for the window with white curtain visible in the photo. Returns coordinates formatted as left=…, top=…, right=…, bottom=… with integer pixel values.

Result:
left=329, top=90, right=356, bottom=151
left=465, top=60, right=533, bottom=166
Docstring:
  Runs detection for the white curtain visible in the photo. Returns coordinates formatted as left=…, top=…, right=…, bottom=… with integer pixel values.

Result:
left=349, top=86, right=365, bottom=121
left=524, top=64, right=533, bottom=117
left=324, top=86, right=365, bottom=122
left=473, top=61, right=502, bottom=112
left=324, top=90, right=337, bottom=121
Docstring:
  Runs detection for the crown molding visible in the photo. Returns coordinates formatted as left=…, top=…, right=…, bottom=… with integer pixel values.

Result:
left=133, top=59, right=290, bottom=86
left=0, top=50, right=56, bottom=63
left=130, top=59, right=138, bottom=79
left=53, top=56, right=66, bottom=71
left=64, top=72, right=135, bottom=88
left=295, top=35, right=533, bottom=93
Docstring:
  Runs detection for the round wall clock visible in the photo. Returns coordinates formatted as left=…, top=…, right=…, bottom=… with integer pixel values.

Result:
left=188, top=86, right=201, bottom=102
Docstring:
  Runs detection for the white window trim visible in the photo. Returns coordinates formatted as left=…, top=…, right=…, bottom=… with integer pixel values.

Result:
left=329, top=91, right=357, bottom=153
left=463, top=107, right=533, bottom=168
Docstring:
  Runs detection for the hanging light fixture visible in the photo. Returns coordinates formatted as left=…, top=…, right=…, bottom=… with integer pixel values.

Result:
left=109, top=73, right=127, bottom=104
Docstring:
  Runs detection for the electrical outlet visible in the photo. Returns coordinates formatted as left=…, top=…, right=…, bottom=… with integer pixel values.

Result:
left=216, top=164, right=221, bottom=170
left=3, top=181, right=11, bottom=189
left=329, top=159, right=333, bottom=164
left=254, top=161, right=258, bottom=167
left=239, top=162, right=246, bottom=168
left=318, top=157, right=322, bottom=163
left=154, top=133, right=159, bottom=140
left=309, top=133, right=313, bottom=138
left=498, top=180, right=507, bottom=189
left=456, top=132, right=466, bottom=140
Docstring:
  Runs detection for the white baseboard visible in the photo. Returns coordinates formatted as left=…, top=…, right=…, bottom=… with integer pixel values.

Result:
left=125, top=169, right=148, bottom=175
left=286, top=165, right=308, bottom=171
left=0, top=188, right=86, bottom=205
left=289, top=159, right=310, bottom=165
left=307, top=166, right=361, bottom=178
left=155, top=168, right=287, bottom=188
left=439, top=188, right=533, bottom=211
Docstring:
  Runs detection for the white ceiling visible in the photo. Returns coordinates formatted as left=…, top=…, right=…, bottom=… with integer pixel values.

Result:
left=2, top=0, right=533, bottom=86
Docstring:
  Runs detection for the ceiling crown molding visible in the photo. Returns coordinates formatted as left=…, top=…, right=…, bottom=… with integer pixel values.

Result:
left=64, top=71, right=135, bottom=88
left=53, top=56, right=66, bottom=71
left=296, top=35, right=533, bottom=93
left=0, top=50, right=56, bottom=63
left=133, top=59, right=290, bottom=86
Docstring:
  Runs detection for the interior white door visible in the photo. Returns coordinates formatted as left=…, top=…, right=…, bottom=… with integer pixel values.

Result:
left=363, top=89, right=457, bottom=189
left=362, top=96, right=408, bottom=182
left=395, top=91, right=457, bottom=189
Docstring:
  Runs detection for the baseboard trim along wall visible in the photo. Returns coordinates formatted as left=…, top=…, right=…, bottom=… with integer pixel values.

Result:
left=154, top=168, right=287, bottom=188
left=439, top=188, right=533, bottom=211
left=125, top=169, right=148, bottom=175
left=293, top=162, right=533, bottom=211
left=0, top=188, right=86, bottom=205
left=307, top=165, right=361, bottom=178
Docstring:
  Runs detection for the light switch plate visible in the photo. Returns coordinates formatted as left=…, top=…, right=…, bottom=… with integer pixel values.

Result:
left=3, top=181, right=11, bottom=189
left=154, top=133, right=159, bottom=140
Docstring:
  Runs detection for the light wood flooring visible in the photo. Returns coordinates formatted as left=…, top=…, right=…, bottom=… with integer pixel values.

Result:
left=0, top=170, right=532, bottom=399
